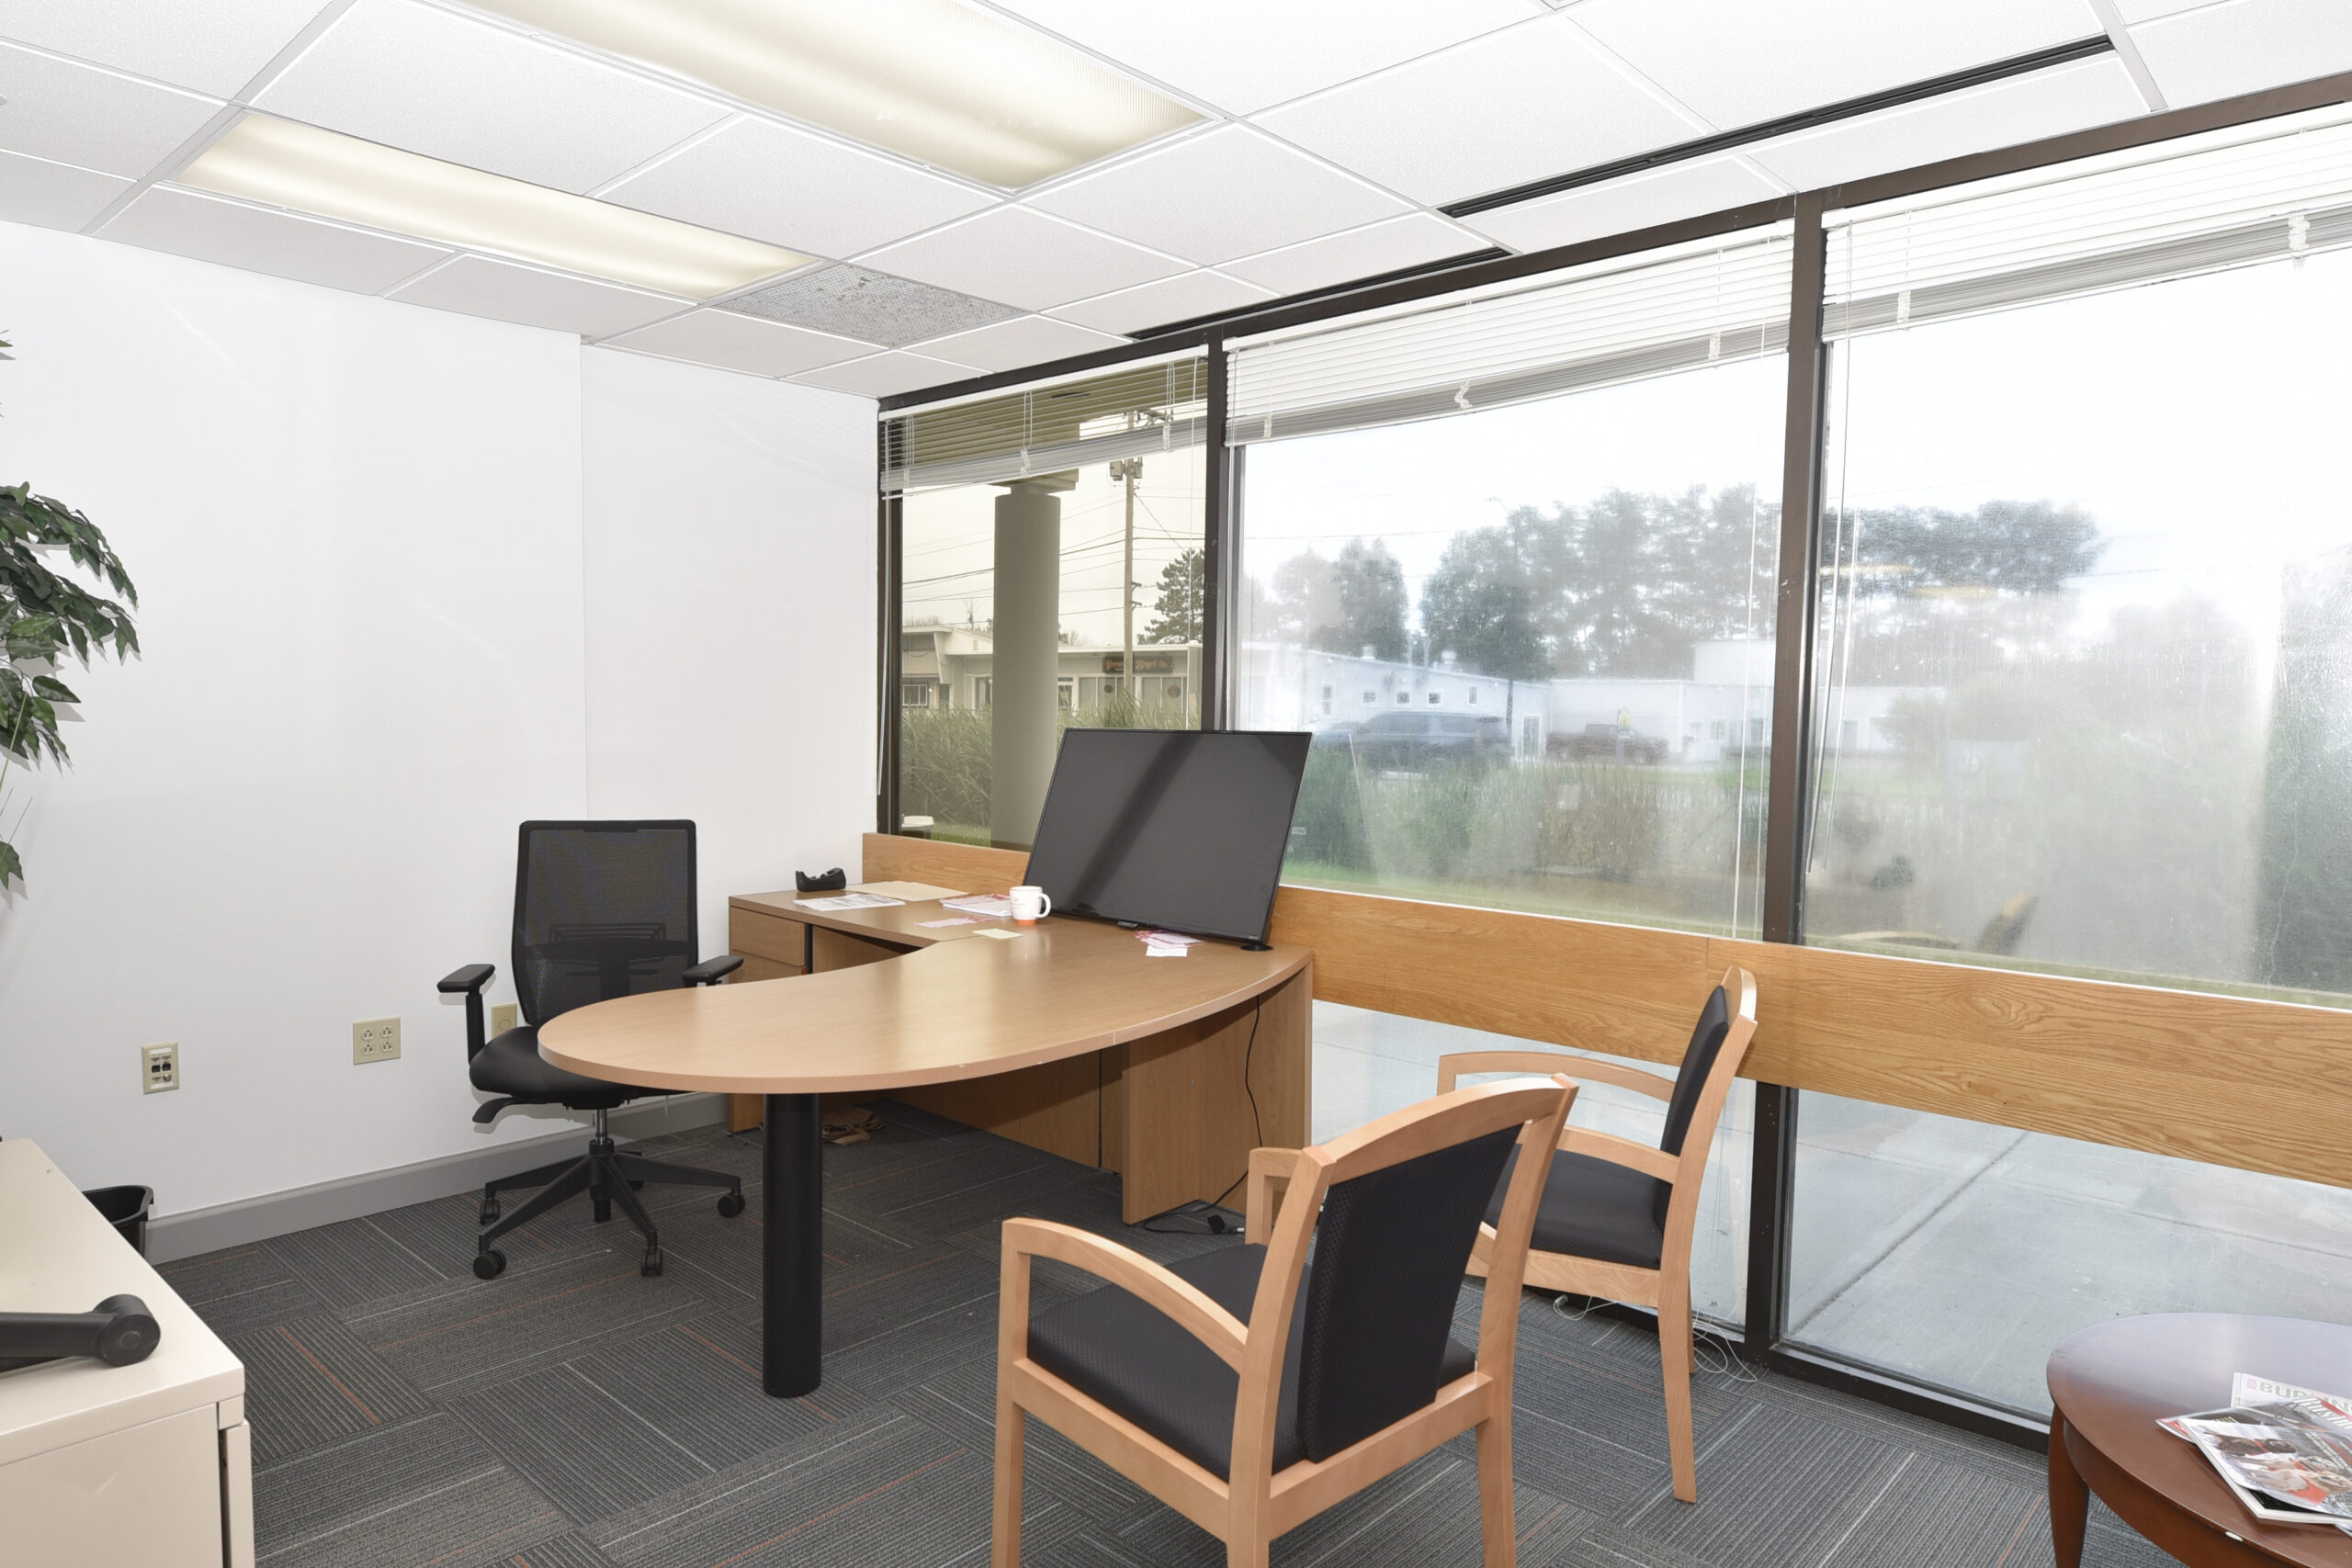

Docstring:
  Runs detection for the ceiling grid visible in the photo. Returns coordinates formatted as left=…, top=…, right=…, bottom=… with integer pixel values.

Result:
left=0, top=0, right=2339, bottom=396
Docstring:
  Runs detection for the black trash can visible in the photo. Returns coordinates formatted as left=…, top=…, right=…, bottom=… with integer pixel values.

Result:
left=84, top=1186, right=153, bottom=1258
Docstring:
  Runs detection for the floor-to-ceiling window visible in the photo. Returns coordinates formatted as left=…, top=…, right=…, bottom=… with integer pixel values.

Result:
left=1226, top=231, right=1797, bottom=1325
left=1790, top=106, right=2352, bottom=1415
left=888, top=357, right=1206, bottom=849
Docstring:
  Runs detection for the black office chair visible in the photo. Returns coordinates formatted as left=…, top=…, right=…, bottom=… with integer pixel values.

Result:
left=439, top=820, right=746, bottom=1280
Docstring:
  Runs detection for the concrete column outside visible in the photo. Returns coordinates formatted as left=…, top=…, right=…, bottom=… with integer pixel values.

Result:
left=989, top=475, right=1069, bottom=846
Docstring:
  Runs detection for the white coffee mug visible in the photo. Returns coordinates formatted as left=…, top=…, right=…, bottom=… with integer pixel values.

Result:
left=1010, top=885, right=1053, bottom=923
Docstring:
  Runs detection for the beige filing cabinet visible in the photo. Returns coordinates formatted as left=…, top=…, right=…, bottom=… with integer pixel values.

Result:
left=0, top=1141, right=253, bottom=1567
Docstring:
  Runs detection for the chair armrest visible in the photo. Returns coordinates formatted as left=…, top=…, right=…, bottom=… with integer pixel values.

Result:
left=1560, top=1126, right=1679, bottom=1181
left=1439, top=1050, right=1675, bottom=1102
left=1244, top=1147, right=1301, bottom=1240
left=683, top=954, right=744, bottom=986
left=437, top=964, right=496, bottom=1059
left=1001, top=1218, right=1248, bottom=1371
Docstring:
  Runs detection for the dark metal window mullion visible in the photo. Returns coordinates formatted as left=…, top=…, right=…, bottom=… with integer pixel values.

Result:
left=876, top=469, right=903, bottom=835
left=1746, top=190, right=1833, bottom=1357
left=1201, top=338, right=1235, bottom=730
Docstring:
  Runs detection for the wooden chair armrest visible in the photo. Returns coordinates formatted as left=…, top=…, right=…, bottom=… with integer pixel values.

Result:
left=1559, top=1126, right=1679, bottom=1180
left=1551, top=1058, right=1676, bottom=1100
left=1001, top=1218, right=1248, bottom=1370
left=1245, top=1147, right=1300, bottom=1238
left=1436, top=1050, right=1577, bottom=1092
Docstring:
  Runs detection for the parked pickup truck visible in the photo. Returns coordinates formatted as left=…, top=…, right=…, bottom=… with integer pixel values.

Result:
left=1555, top=723, right=1668, bottom=763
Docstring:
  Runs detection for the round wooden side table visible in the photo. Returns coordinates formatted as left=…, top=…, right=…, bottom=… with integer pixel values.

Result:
left=2048, top=1314, right=2352, bottom=1567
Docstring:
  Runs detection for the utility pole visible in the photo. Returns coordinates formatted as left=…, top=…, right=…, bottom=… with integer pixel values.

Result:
left=1110, top=453, right=1142, bottom=703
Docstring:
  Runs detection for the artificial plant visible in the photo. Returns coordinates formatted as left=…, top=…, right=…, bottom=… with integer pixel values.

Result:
left=0, top=334, right=139, bottom=886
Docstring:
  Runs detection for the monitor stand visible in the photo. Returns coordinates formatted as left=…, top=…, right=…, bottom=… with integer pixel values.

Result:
left=1240, top=940, right=1271, bottom=952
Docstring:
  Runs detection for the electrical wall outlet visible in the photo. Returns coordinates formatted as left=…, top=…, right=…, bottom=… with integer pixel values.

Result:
left=353, top=1017, right=401, bottom=1065
left=490, top=1003, right=519, bottom=1036
left=141, top=1043, right=179, bottom=1094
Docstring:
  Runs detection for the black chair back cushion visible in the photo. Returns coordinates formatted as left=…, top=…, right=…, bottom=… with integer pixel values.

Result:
left=513, top=822, right=698, bottom=1026
left=1293, top=1125, right=1519, bottom=1462
left=1650, top=985, right=1731, bottom=1225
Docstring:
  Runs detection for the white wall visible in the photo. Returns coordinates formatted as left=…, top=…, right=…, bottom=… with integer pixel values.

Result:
left=0, top=221, right=876, bottom=1217
left=579, top=348, right=875, bottom=945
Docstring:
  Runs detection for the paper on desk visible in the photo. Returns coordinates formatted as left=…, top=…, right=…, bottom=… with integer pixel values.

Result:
left=972, top=928, right=1024, bottom=941
left=918, top=917, right=980, bottom=928
left=797, top=892, right=903, bottom=910
left=1144, top=942, right=1188, bottom=958
left=853, top=880, right=967, bottom=901
left=941, top=894, right=1014, bottom=917
left=1136, top=930, right=1200, bottom=947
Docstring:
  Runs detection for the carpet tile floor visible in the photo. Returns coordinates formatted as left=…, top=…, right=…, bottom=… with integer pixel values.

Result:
left=161, top=1102, right=2184, bottom=1568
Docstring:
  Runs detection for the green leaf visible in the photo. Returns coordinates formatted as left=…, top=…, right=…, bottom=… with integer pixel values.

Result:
left=0, top=837, right=20, bottom=886
left=31, top=674, right=76, bottom=702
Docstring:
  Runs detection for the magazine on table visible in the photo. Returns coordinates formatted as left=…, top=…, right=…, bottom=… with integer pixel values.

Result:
left=2158, top=1373, right=2352, bottom=1533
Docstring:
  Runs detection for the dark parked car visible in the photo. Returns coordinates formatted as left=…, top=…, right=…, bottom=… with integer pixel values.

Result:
left=1555, top=722, right=1668, bottom=763
left=1345, top=711, right=1512, bottom=771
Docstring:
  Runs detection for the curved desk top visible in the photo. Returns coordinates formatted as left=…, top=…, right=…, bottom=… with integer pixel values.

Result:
left=538, top=912, right=1311, bottom=1096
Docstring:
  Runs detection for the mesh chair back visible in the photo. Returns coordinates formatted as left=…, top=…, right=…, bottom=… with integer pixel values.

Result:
left=1292, top=1125, right=1519, bottom=1462
left=512, top=821, right=698, bottom=1026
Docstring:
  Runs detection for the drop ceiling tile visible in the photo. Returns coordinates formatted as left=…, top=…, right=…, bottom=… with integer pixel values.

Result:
left=0, top=147, right=130, bottom=230
left=0, top=41, right=221, bottom=178
left=1027, top=125, right=1410, bottom=265
left=2112, top=0, right=2213, bottom=19
left=1747, top=57, right=2145, bottom=191
left=788, top=350, right=982, bottom=399
left=1464, top=155, right=1785, bottom=254
left=0, top=0, right=326, bottom=97
left=726, top=263, right=1018, bottom=347
left=100, top=185, right=451, bottom=292
left=387, top=254, right=682, bottom=337
left=254, top=0, right=727, bottom=193
left=987, top=0, right=1544, bottom=115
left=1255, top=19, right=1702, bottom=207
left=856, top=206, right=1187, bottom=312
left=2131, top=0, right=2352, bottom=107
left=598, top=116, right=992, bottom=258
left=1569, top=0, right=2102, bottom=130
left=1048, top=269, right=1276, bottom=334
left=604, top=309, right=875, bottom=378
left=1220, top=214, right=1489, bottom=299
left=905, top=315, right=1126, bottom=375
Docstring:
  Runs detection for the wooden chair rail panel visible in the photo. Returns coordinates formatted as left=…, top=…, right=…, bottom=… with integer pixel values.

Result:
left=861, top=835, right=2352, bottom=1189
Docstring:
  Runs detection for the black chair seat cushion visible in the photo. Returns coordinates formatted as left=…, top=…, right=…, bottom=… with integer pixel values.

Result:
left=1025, top=1243, right=1475, bottom=1481
left=469, top=1025, right=643, bottom=1111
left=1487, top=1145, right=1670, bottom=1271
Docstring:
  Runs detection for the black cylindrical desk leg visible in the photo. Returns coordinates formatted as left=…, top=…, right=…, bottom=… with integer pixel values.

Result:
left=762, top=1092, right=822, bottom=1398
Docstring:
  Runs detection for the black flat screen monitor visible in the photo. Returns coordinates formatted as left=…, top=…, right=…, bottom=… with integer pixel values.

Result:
left=1025, top=730, right=1310, bottom=944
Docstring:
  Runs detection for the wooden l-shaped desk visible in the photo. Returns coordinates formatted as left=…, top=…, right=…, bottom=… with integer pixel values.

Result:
left=538, top=885, right=1311, bottom=1398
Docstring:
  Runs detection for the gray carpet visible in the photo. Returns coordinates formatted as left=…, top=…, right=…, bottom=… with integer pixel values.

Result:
left=162, top=1102, right=2179, bottom=1568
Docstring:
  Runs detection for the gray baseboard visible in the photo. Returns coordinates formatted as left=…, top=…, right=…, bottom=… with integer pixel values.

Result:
left=145, top=1092, right=733, bottom=1264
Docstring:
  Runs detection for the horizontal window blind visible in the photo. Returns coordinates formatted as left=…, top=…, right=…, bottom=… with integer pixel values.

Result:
left=880, top=355, right=1206, bottom=492
left=1826, top=106, right=2352, bottom=338
left=1226, top=229, right=1792, bottom=446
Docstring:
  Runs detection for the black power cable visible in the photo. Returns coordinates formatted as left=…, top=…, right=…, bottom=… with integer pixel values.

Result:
left=1141, top=1000, right=1263, bottom=1235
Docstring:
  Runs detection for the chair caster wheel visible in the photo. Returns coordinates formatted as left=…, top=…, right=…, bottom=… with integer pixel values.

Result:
left=473, top=1250, right=506, bottom=1280
left=640, top=1247, right=663, bottom=1277
left=717, top=1190, right=745, bottom=1218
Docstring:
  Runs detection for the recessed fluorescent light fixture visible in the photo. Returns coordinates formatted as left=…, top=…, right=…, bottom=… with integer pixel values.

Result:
left=469, top=0, right=1201, bottom=188
left=178, top=115, right=810, bottom=299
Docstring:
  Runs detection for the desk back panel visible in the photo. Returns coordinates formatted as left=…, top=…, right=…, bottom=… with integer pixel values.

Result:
left=861, top=834, right=2352, bottom=1191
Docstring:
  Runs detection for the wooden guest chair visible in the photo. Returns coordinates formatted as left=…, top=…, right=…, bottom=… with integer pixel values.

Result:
left=991, top=1077, right=1578, bottom=1568
left=1437, top=964, right=1758, bottom=1505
